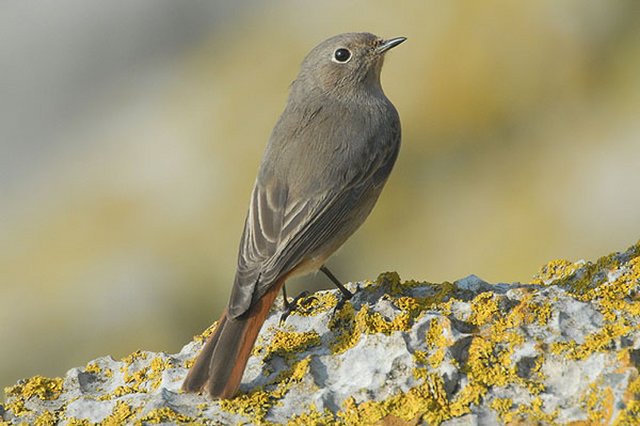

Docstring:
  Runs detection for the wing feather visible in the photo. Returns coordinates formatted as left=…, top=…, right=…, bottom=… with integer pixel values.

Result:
left=228, top=103, right=400, bottom=318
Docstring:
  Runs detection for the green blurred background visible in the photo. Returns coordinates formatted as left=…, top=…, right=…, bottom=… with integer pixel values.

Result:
left=2, top=0, right=639, bottom=391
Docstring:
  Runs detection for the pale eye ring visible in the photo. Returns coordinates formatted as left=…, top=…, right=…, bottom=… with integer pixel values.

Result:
left=332, top=48, right=352, bottom=63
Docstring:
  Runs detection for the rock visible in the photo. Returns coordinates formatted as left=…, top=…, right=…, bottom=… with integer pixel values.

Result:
left=2, top=243, right=640, bottom=425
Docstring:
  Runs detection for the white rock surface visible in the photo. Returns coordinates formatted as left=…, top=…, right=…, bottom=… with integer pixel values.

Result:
left=2, top=243, right=640, bottom=425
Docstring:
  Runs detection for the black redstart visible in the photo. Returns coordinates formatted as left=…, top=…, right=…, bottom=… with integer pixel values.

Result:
left=182, top=32, right=405, bottom=399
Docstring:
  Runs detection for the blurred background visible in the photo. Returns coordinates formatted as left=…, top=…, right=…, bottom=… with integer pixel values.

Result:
left=1, top=0, right=639, bottom=391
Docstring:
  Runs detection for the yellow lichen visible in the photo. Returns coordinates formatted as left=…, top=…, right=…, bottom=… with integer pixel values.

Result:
left=394, top=283, right=456, bottom=316
left=581, top=382, right=614, bottom=424
left=137, top=407, right=197, bottom=425
left=329, top=302, right=359, bottom=354
left=34, top=410, right=57, bottom=426
left=328, top=274, right=456, bottom=358
left=322, top=271, right=564, bottom=424
left=114, top=354, right=171, bottom=396
left=337, top=374, right=451, bottom=426
left=489, top=397, right=513, bottom=415
left=4, top=376, right=64, bottom=401
left=193, top=321, right=219, bottom=343
left=100, top=385, right=139, bottom=400
left=499, top=396, right=558, bottom=424
left=84, top=362, right=102, bottom=375
left=3, top=397, right=29, bottom=417
left=99, top=400, right=137, bottom=425
left=467, top=336, right=515, bottom=388
left=468, top=292, right=499, bottom=326
left=412, top=351, right=430, bottom=380
left=264, top=330, right=321, bottom=361
left=218, top=388, right=273, bottom=424
left=424, top=318, right=451, bottom=369
left=148, top=357, right=171, bottom=390
left=615, top=375, right=640, bottom=425
left=281, top=356, right=312, bottom=384
left=286, top=404, right=336, bottom=426
left=376, top=271, right=403, bottom=295
left=551, top=322, right=632, bottom=360
left=361, top=307, right=411, bottom=335
left=284, top=291, right=339, bottom=317
left=454, top=290, right=552, bottom=404
left=66, top=418, right=91, bottom=426
left=523, top=356, right=547, bottom=395
left=560, top=249, right=629, bottom=297
left=533, top=301, right=552, bottom=325
left=533, top=258, right=580, bottom=285
left=4, top=243, right=640, bottom=426
left=449, top=382, right=485, bottom=417
left=570, top=254, right=640, bottom=323
left=120, top=350, right=148, bottom=366
left=122, top=370, right=146, bottom=393
left=218, top=357, right=313, bottom=424
left=330, top=303, right=411, bottom=355
left=394, top=296, right=422, bottom=314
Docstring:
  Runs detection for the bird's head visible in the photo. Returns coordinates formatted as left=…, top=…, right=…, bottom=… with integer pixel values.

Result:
left=294, top=32, right=406, bottom=98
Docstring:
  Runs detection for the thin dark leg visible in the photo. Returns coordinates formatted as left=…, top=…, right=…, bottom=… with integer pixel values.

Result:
left=282, top=285, right=290, bottom=310
left=320, top=265, right=353, bottom=299
left=279, top=284, right=313, bottom=324
left=320, top=264, right=361, bottom=320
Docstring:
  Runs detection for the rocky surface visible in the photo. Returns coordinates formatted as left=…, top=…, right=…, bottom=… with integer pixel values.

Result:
left=2, top=242, right=640, bottom=425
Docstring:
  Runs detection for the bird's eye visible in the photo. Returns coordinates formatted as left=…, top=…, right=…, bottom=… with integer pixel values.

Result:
left=333, top=48, right=351, bottom=63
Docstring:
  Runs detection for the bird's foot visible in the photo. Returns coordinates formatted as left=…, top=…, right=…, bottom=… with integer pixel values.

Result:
left=279, top=291, right=317, bottom=324
left=330, top=283, right=361, bottom=320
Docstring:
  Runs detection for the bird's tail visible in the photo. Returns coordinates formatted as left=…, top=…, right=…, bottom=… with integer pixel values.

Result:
left=182, top=278, right=284, bottom=399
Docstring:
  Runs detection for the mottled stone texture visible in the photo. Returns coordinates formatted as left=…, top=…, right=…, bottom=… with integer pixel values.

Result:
left=3, top=243, right=640, bottom=425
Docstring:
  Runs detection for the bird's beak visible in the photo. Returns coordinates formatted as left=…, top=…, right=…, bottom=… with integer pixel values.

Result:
left=376, top=37, right=407, bottom=54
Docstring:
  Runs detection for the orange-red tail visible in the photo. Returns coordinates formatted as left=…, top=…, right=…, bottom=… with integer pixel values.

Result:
left=182, top=278, right=285, bottom=399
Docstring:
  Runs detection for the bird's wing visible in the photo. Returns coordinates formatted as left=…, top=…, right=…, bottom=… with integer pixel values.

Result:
left=227, top=130, right=399, bottom=318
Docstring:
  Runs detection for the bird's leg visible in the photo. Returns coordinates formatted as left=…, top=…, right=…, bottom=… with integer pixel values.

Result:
left=279, top=284, right=315, bottom=324
left=281, top=284, right=310, bottom=315
left=320, top=265, right=354, bottom=298
left=320, top=265, right=360, bottom=316
left=281, top=284, right=291, bottom=310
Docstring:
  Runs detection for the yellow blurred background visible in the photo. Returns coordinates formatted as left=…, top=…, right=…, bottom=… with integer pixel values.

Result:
left=2, top=1, right=639, bottom=391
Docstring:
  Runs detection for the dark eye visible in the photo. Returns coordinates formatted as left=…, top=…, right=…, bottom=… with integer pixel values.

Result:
left=333, top=48, right=351, bottom=63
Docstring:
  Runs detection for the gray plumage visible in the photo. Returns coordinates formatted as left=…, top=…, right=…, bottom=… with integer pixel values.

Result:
left=230, top=32, right=402, bottom=316
left=183, top=32, right=405, bottom=399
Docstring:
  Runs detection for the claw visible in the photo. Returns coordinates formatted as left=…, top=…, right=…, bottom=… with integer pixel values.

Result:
left=329, top=284, right=360, bottom=322
left=279, top=291, right=312, bottom=324
left=299, top=296, right=319, bottom=310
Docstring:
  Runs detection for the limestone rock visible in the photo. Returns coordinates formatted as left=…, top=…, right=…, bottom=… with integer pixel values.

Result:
left=2, top=243, right=640, bottom=425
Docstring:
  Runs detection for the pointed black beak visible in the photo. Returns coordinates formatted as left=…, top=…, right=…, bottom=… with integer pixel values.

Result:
left=376, top=37, right=407, bottom=54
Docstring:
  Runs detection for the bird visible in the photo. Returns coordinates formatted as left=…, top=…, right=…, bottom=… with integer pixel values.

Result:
left=182, top=32, right=405, bottom=399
